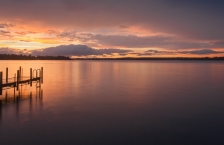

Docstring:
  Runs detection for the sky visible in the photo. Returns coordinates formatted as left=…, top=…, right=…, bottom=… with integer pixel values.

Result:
left=0, top=0, right=224, bottom=58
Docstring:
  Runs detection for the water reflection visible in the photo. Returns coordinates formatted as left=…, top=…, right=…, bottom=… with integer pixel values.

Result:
left=0, top=82, right=43, bottom=121
left=0, top=61, right=224, bottom=145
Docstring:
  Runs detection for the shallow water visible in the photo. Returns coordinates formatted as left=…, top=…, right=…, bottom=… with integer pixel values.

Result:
left=0, top=60, right=224, bottom=145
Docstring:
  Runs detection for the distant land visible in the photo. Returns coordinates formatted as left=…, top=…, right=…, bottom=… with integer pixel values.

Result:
left=0, top=54, right=71, bottom=60
left=1, top=54, right=224, bottom=60
left=73, top=57, right=224, bottom=60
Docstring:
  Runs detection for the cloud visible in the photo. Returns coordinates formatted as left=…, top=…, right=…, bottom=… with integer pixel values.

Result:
left=0, top=47, right=25, bottom=54
left=137, top=49, right=224, bottom=56
left=15, top=31, right=37, bottom=36
left=52, top=30, right=224, bottom=49
left=1, top=46, right=223, bottom=57
left=0, top=23, right=14, bottom=28
left=20, top=39, right=32, bottom=42
left=58, top=33, right=216, bottom=49
left=1, top=0, right=224, bottom=40
left=119, top=25, right=129, bottom=29
left=31, top=44, right=132, bottom=56
left=92, top=34, right=171, bottom=48
left=137, top=50, right=174, bottom=56
left=0, top=30, right=10, bottom=34
left=58, top=31, right=77, bottom=41
left=181, top=49, right=224, bottom=55
left=0, top=30, right=11, bottom=38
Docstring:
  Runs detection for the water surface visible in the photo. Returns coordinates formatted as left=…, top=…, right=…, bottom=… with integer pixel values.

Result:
left=0, top=60, right=224, bottom=145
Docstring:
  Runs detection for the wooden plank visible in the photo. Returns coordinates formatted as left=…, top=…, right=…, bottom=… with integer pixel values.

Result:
left=2, top=82, right=16, bottom=88
left=18, top=80, right=30, bottom=84
left=32, top=77, right=41, bottom=81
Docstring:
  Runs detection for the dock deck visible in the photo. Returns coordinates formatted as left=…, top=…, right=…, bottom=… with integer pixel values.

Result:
left=0, top=67, right=43, bottom=95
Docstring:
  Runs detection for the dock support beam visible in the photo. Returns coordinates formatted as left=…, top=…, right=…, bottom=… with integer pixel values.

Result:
left=41, top=67, right=43, bottom=84
left=17, top=70, right=20, bottom=91
left=30, top=68, right=32, bottom=87
left=14, top=74, right=16, bottom=87
left=19, top=66, right=21, bottom=81
left=0, top=72, right=2, bottom=95
left=6, top=67, right=8, bottom=84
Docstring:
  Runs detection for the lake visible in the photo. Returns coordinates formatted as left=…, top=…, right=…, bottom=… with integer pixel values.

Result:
left=0, top=60, right=224, bottom=145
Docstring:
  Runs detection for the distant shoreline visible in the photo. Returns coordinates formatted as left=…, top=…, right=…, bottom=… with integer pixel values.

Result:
left=1, top=58, right=224, bottom=60
left=72, top=57, right=224, bottom=61
left=0, top=54, right=71, bottom=60
left=1, top=54, right=224, bottom=60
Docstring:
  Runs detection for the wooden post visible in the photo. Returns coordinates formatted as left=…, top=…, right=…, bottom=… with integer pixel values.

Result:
left=0, top=100, right=2, bottom=119
left=0, top=72, right=2, bottom=95
left=5, top=91, right=8, bottom=102
left=19, top=66, right=21, bottom=81
left=41, top=67, right=43, bottom=84
left=39, top=86, right=41, bottom=98
left=14, top=74, right=16, bottom=87
left=41, top=89, right=43, bottom=99
left=6, top=67, right=8, bottom=84
left=14, top=86, right=15, bottom=99
left=17, top=70, right=20, bottom=91
left=21, top=68, right=23, bottom=81
left=30, top=68, right=32, bottom=87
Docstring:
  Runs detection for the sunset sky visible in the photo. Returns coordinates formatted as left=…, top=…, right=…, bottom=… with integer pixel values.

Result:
left=1, top=0, right=224, bottom=58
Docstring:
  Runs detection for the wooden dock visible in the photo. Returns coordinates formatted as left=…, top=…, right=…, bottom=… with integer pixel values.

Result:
left=0, top=67, right=43, bottom=95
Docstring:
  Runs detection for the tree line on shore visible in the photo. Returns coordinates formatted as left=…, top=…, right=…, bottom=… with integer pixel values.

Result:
left=0, top=54, right=71, bottom=60
left=1, top=53, right=224, bottom=60
left=74, top=57, right=224, bottom=60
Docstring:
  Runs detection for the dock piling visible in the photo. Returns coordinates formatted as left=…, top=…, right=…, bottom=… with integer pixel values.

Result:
left=19, top=66, right=21, bottom=81
left=17, top=70, right=20, bottom=91
left=14, top=74, right=16, bottom=87
left=21, top=68, right=23, bottom=81
left=30, top=68, right=32, bottom=87
left=6, top=68, right=8, bottom=84
left=0, top=72, right=2, bottom=95
left=41, top=67, right=43, bottom=84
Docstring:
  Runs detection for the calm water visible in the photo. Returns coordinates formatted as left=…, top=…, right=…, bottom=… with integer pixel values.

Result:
left=0, top=60, right=224, bottom=145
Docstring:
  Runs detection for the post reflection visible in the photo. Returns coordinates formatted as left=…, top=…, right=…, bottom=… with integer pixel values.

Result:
left=0, top=100, right=2, bottom=121
left=0, top=82, right=43, bottom=121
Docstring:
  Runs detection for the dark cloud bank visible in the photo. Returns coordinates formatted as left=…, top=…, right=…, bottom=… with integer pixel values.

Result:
left=0, top=45, right=224, bottom=57
left=138, top=49, right=224, bottom=56
left=0, top=48, right=21, bottom=54
left=0, top=45, right=131, bottom=56
left=31, top=45, right=131, bottom=56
